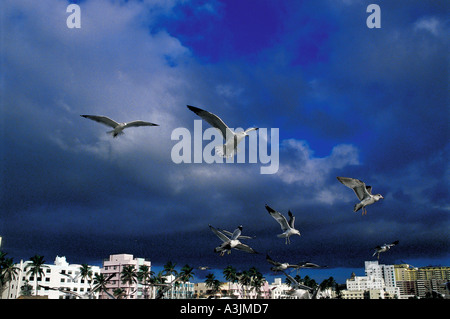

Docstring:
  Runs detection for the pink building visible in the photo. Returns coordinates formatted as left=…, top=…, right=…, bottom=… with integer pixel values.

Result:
left=100, top=254, right=151, bottom=299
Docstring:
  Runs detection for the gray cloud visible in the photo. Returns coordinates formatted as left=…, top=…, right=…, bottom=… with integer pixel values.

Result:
left=1, top=0, right=448, bottom=282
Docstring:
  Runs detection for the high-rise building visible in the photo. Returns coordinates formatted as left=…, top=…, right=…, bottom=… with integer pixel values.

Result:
left=416, top=266, right=450, bottom=298
left=100, top=253, right=151, bottom=299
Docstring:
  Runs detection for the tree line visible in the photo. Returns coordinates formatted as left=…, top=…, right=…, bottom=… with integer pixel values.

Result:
left=1, top=251, right=339, bottom=299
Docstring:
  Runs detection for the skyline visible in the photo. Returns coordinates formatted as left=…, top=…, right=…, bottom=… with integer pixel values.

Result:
left=1, top=0, right=448, bottom=286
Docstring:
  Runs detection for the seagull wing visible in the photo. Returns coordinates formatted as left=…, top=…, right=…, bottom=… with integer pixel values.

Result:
left=337, top=177, right=370, bottom=201
left=265, top=204, right=290, bottom=231
left=209, top=224, right=230, bottom=243
left=217, top=229, right=233, bottom=237
left=234, top=243, right=258, bottom=254
left=187, top=105, right=235, bottom=140
left=296, top=262, right=322, bottom=269
left=123, top=121, right=159, bottom=128
left=81, top=115, right=119, bottom=128
left=390, top=240, right=399, bottom=247
left=266, top=254, right=281, bottom=266
left=288, top=210, right=295, bottom=228
left=231, top=227, right=242, bottom=240
left=218, top=228, right=254, bottom=239
left=283, top=272, right=311, bottom=291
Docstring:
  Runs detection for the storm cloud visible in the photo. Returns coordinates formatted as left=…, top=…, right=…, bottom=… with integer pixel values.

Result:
left=1, top=0, right=448, bottom=283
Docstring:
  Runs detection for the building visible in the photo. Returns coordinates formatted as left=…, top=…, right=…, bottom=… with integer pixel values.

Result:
left=1, top=256, right=101, bottom=299
left=416, top=266, right=450, bottom=298
left=158, top=274, right=195, bottom=299
left=394, top=263, right=418, bottom=298
left=269, top=277, right=296, bottom=299
left=100, top=253, right=151, bottom=299
left=342, top=261, right=450, bottom=299
left=342, top=261, right=399, bottom=299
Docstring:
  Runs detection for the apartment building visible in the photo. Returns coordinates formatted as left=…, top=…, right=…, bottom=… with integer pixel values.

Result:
left=1, top=256, right=101, bottom=299
left=100, top=253, right=151, bottom=299
left=343, top=261, right=450, bottom=299
left=343, top=261, right=399, bottom=299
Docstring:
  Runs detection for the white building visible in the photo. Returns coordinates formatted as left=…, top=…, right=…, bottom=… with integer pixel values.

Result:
left=269, top=277, right=297, bottom=299
left=343, top=261, right=399, bottom=299
left=158, top=274, right=195, bottom=299
left=1, top=256, right=101, bottom=299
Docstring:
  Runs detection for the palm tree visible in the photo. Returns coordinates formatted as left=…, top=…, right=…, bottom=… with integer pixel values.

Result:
left=113, top=288, right=126, bottom=299
left=205, top=273, right=221, bottom=298
left=319, top=276, right=337, bottom=298
left=0, top=251, right=9, bottom=297
left=248, top=267, right=265, bottom=298
left=120, top=265, right=137, bottom=298
left=163, top=261, right=178, bottom=278
left=92, top=273, right=115, bottom=299
left=179, top=264, right=194, bottom=282
left=2, top=258, right=20, bottom=299
left=25, top=255, right=48, bottom=296
left=239, top=270, right=252, bottom=298
left=178, top=264, right=195, bottom=299
left=137, top=265, right=154, bottom=299
left=79, top=264, right=93, bottom=297
left=223, top=265, right=239, bottom=297
left=153, top=270, right=168, bottom=298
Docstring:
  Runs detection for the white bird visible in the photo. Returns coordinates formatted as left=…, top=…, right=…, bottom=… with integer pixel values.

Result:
left=60, top=271, right=81, bottom=283
left=373, top=240, right=399, bottom=259
left=265, top=204, right=301, bottom=244
left=209, top=225, right=258, bottom=256
left=198, top=266, right=210, bottom=271
left=283, top=271, right=319, bottom=299
left=337, top=176, right=384, bottom=215
left=187, top=105, right=258, bottom=158
left=81, top=115, right=159, bottom=138
left=266, top=254, right=324, bottom=274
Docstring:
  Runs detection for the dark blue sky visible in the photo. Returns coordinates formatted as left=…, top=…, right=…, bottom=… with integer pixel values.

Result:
left=1, top=0, right=448, bottom=284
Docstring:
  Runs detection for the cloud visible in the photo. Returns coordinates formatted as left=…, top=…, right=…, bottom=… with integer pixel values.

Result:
left=1, top=0, right=448, bottom=280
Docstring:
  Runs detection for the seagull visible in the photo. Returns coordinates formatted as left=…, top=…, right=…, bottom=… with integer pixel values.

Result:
left=60, top=271, right=81, bottom=283
left=373, top=240, right=399, bottom=259
left=81, top=115, right=159, bottom=138
left=337, top=176, right=384, bottom=215
left=209, top=224, right=258, bottom=256
left=283, top=271, right=319, bottom=299
left=198, top=266, right=210, bottom=271
left=39, top=284, right=95, bottom=299
left=266, top=254, right=302, bottom=272
left=266, top=254, right=324, bottom=275
left=265, top=204, right=300, bottom=244
left=216, top=227, right=255, bottom=240
left=187, top=105, right=258, bottom=157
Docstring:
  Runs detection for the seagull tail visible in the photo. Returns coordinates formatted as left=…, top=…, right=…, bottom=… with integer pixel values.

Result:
left=215, top=145, right=235, bottom=158
left=107, top=130, right=123, bottom=138
left=353, top=203, right=363, bottom=212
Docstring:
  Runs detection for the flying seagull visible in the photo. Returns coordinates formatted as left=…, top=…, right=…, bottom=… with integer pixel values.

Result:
left=337, top=176, right=383, bottom=215
left=283, top=271, right=319, bottom=299
left=373, top=240, right=399, bottom=259
left=81, top=115, right=159, bottom=138
left=209, top=224, right=258, bottom=256
left=198, top=266, right=210, bottom=271
left=265, top=204, right=300, bottom=244
left=60, top=271, right=81, bottom=283
left=266, top=254, right=324, bottom=274
left=187, top=105, right=258, bottom=157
